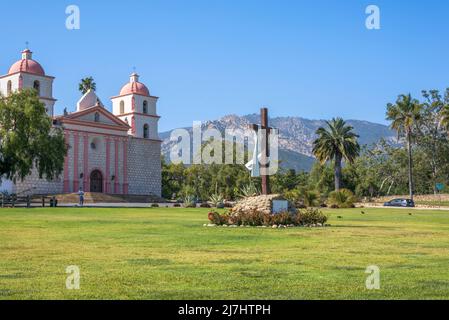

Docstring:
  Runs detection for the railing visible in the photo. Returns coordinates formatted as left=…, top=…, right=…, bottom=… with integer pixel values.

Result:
left=1, top=195, right=58, bottom=208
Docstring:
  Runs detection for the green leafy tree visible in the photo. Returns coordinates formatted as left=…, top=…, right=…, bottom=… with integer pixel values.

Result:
left=312, top=118, right=360, bottom=191
left=386, top=94, right=422, bottom=200
left=79, top=77, right=96, bottom=94
left=0, top=90, right=67, bottom=182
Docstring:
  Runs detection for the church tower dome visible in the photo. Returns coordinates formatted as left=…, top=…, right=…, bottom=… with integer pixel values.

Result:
left=111, top=72, right=159, bottom=140
left=1, top=48, right=56, bottom=117
left=119, top=73, right=150, bottom=97
left=8, top=49, right=45, bottom=76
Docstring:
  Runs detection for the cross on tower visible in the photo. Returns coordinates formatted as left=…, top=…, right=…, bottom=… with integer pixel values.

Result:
left=251, top=107, right=274, bottom=195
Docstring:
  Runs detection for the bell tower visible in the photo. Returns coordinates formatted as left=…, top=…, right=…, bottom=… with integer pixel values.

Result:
left=0, top=48, right=56, bottom=116
left=111, top=73, right=159, bottom=140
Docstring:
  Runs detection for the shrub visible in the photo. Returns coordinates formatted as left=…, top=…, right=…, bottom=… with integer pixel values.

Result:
left=151, top=203, right=159, bottom=207
left=224, top=202, right=234, bottom=208
left=238, top=183, right=260, bottom=198
left=302, top=189, right=320, bottom=207
left=327, top=189, right=357, bottom=208
left=183, top=194, right=196, bottom=208
left=283, top=189, right=302, bottom=207
left=173, top=203, right=181, bottom=207
left=271, top=212, right=296, bottom=225
left=209, top=193, right=224, bottom=208
left=208, top=211, right=221, bottom=224
left=283, top=188, right=320, bottom=208
left=297, top=208, right=328, bottom=225
left=200, top=203, right=211, bottom=208
left=209, top=209, right=310, bottom=227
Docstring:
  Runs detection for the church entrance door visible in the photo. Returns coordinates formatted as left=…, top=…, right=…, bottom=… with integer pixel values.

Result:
left=90, top=170, right=103, bottom=193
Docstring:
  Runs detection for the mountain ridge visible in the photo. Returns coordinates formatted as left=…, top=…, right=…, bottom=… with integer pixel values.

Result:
left=160, top=114, right=396, bottom=172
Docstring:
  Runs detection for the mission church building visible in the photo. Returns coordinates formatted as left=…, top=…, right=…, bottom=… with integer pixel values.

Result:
left=0, top=48, right=162, bottom=196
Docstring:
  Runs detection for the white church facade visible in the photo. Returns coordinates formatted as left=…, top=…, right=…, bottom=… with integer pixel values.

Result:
left=0, top=49, right=161, bottom=196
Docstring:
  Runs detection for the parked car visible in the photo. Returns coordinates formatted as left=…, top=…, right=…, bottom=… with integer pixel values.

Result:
left=383, top=198, right=415, bottom=207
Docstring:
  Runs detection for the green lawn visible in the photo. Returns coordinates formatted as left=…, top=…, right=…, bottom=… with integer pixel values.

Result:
left=1, top=207, right=449, bottom=300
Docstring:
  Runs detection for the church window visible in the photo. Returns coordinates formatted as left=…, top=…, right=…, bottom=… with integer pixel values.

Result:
left=33, top=80, right=40, bottom=95
left=7, top=81, right=12, bottom=96
left=143, top=101, right=148, bottom=114
left=94, top=112, right=100, bottom=122
left=120, top=101, right=125, bottom=114
left=143, top=124, right=149, bottom=139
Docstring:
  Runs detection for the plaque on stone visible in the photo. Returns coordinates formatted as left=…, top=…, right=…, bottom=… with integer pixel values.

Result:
left=272, top=200, right=289, bottom=214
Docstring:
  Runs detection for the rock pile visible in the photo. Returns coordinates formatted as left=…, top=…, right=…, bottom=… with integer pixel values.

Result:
left=230, top=194, right=295, bottom=215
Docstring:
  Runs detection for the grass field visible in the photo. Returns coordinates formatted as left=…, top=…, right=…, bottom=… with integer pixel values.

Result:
left=0, top=207, right=449, bottom=300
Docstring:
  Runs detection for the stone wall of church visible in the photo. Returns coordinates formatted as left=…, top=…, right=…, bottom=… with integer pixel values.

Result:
left=14, top=168, right=64, bottom=195
left=127, top=138, right=161, bottom=196
left=12, top=135, right=161, bottom=197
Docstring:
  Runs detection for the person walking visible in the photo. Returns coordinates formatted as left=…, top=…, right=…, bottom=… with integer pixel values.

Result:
left=78, top=188, right=85, bottom=207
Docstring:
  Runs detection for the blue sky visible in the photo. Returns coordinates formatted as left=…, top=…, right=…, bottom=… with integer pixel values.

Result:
left=1, top=0, right=449, bottom=131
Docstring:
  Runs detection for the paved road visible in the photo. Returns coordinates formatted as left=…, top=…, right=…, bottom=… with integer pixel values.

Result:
left=358, top=204, right=449, bottom=211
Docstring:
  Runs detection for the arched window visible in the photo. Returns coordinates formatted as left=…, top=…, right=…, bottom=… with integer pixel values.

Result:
left=143, top=124, right=149, bottom=139
left=143, top=101, right=148, bottom=114
left=33, top=80, right=40, bottom=95
left=7, top=81, right=12, bottom=96
left=94, top=112, right=100, bottom=122
left=120, top=101, right=125, bottom=114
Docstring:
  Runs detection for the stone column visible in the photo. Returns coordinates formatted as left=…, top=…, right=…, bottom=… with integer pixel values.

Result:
left=114, top=138, right=119, bottom=194
left=83, top=133, right=89, bottom=191
left=73, top=133, right=79, bottom=192
left=123, top=139, right=128, bottom=194
left=105, top=136, right=110, bottom=193
left=63, top=132, right=70, bottom=193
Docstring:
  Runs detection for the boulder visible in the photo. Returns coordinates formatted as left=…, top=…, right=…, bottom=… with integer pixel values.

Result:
left=230, top=194, right=296, bottom=215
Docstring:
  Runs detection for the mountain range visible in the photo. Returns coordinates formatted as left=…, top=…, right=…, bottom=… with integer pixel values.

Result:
left=159, top=114, right=396, bottom=172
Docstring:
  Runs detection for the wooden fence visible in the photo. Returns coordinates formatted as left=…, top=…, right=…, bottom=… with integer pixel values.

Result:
left=1, top=195, right=58, bottom=208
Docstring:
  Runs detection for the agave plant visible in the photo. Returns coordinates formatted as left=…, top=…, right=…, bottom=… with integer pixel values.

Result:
left=182, top=194, right=196, bottom=208
left=209, top=193, right=224, bottom=208
left=238, top=183, right=260, bottom=198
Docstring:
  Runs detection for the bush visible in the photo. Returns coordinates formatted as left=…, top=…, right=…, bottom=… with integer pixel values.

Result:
left=283, top=189, right=302, bottom=207
left=207, top=209, right=327, bottom=227
left=183, top=194, right=196, bottom=208
left=173, top=203, right=181, bottom=207
left=151, top=203, right=159, bottom=207
left=208, top=211, right=230, bottom=225
left=238, top=183, right=260, bottom=198
left=209, top=193, right=224, bottom=208
left=297, top=208, right=328, bottom=225
left=327, top=189, right=357, bottom=208
left=283, top=188, right=320, bottom=208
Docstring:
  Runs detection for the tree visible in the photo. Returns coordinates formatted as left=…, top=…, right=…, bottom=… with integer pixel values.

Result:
left=78, top=77, right=96, bottom=94
left=386, top=94, right=422, bottom=200
left=420, top=89, right=449, bottom=194
left=0, top=90, right=67, bottom=182
left=312, top=118, right=360, bottom=191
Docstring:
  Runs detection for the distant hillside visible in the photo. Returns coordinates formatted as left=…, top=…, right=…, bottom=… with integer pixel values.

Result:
left=160, top=114, right=395, bottom=172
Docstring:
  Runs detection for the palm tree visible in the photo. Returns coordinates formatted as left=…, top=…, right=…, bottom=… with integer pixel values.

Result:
left=386, top=94, right=422, bottom=201
left=78, top=77, right=96, bottom=94
left=440, top=104, right=449, bottom=131
left=313, top=118, right=360, bottom=191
